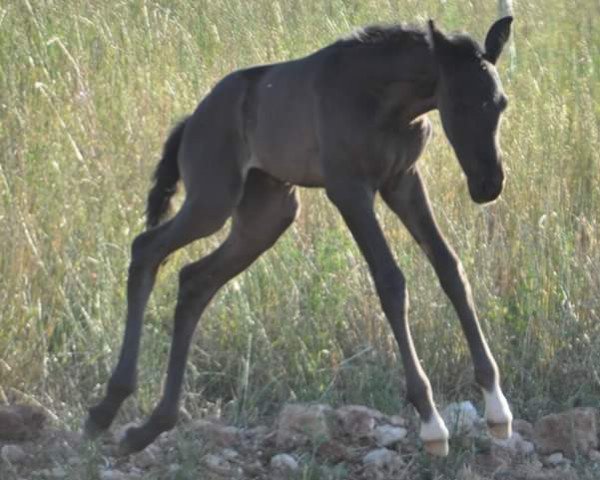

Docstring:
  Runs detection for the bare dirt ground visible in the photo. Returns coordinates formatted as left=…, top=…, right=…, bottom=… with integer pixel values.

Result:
left=1, top=402, right=599, bottom=479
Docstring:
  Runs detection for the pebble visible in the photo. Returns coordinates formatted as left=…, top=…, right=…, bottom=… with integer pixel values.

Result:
left=363, top=448, right=395, bottom=467
left=1, top=444, right=27, bottom=464
left=99, top=470, right=129, bottom=480
left=133, top=448, right=158, bottom=469
left=270, top=453, right=299, bottom=471
left=442, top=401, right=480, bottom=436
left=545, top=452, right=567, bottom=466
left=374, top=425, right=408, bottom=447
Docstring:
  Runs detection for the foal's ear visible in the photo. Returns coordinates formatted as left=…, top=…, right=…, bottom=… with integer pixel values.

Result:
left=428, top=19, right=454, bottom=60
left=484, top=16, right=513, bottom=64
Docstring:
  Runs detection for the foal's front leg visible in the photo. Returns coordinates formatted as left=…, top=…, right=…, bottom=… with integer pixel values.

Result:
left=381, top=168, right=512, bottom=439
left=326, top=180, right=449, bottom=456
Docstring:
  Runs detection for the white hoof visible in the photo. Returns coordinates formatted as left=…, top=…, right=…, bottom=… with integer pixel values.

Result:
left=420, top=409, right=450, bottom=457
left=483, top=384, right=513, bottom=439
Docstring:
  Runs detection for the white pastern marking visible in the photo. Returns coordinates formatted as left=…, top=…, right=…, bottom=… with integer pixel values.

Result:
left=419, top=408, right=450, bottom=442
left=483, top=383, right=513, bottom=425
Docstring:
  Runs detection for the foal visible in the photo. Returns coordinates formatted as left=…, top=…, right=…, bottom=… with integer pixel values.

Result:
left=86, top=17, right=514, bottom=456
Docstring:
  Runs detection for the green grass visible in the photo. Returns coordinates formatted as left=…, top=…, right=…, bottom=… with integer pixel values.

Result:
left=1, top=0, right=599, bottom=463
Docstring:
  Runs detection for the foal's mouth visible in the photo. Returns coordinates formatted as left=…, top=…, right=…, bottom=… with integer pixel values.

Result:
left=468, top=175, right=504, bottom=204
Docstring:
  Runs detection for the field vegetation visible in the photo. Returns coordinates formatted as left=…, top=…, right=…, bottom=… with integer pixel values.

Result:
left=1, top=0, right=599, bottom=477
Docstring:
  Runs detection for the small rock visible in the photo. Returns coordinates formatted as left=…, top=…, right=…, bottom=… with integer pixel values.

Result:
left=492, top=431, right=535, bottom=456
left=204, top=453, right=233, bottom=474
left=336, top=405, right=379, bottom=440
left=270, top=453, right=299, bottom=472
left=374, top=425, right=407, bottom=447
left=243, top=460, right=265, bottom=476
left=49, top=466, right=67, bottom=478
left=128, top=467, right=144, bottom=479
left=442, top=401, right=480, bottom=436
left=388, top=415, right=408, bottom=427
left=589, top=449, right=600, bottom=462
left=276, top=404, right=333, bottom=449
left=1, top=444, right=27, bottom=464
left=544, top=452, right=567, bottom=467
left=114, top=422, right=138, bottom=444
left=167, top=464, right=181, bottom=475
left=512, top=419, right=534, bottom=440
left=362, top=448, right=401, bottom=469
left=316, top=439, right=354, bottom=462
left=133, top=448, right=158, bottom=469
left=220, top=448, right=239, bottom=460
left=193, top=419, right=241, bottom=448
left=0, top=404, right=46, bottom=441
left=99, top=470, right=129, bottom=480
left=533, top=407, right=598, bottom=458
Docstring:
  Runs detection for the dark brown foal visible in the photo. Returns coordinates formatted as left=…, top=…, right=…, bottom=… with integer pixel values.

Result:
left=86, top=16, right=514, bottom=456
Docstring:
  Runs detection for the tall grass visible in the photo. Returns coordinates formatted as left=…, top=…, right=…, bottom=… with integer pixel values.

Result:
left=1, top=0, right=599, bottom=431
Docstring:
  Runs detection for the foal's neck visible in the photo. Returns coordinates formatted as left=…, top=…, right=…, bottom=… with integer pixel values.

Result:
left=396, top=43, right=439, bottom=121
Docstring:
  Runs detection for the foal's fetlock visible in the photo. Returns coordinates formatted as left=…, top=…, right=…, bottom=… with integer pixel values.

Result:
left=419, top=408, right=450, bottom=457
left=482, top=383, right=513, bottom=440
left=117, top=413, right=176, bottom=455
left=84, top=404, right=116, bottom=439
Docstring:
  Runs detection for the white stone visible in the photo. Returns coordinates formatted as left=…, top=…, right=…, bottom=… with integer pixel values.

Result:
left=388, top=415, right=408, bottom=427
left=442, top=401, right=480, bottom=436
left=270, top=453, right=299, bottom=471
left=114, top=422, right=138, bottom=444
left=493, top=431, right=535, bottom=455
left=220, top=448, right=239, bottom=460
left=99, top=470, right=129, bottom=480
left=204, top=453, right=230, bottom=471
left=49, top=466, right=67, bottom=478
left=133, top=448, right=158, bottom=469
left=362, top=448, right=395, bottom=467
left=589, top=449, right=600, bottom=462
left=276, top=404, right=332, bottom=448
left=1, top=444, right=27, bottom=464
left=545, top=452, right=567, bottom=466
left=374, top=425, right=408, bottom=446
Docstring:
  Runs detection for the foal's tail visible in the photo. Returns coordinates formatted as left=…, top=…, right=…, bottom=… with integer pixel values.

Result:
left=146, top=117, right=189, bottom=229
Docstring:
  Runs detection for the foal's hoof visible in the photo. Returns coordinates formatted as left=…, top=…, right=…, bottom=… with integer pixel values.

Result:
left=117, top=425, right=153, bottom=456
left=83, top=415, right=107, bottom=440
left=424, top=439, right=449, bottom=457
left=488, top=421, right=512, bottom=440
left=420, top=410, right=450, bottom=457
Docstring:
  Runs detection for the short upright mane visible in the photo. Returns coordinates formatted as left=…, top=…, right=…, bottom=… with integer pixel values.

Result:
left=337, top=24, right=429, bottom=49
left=337, top=23, right=484, bottom=63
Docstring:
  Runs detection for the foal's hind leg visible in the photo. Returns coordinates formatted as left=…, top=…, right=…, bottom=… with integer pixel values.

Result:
left=119, top=171, right=299, bottom=454
left=85, top=200, right=235, bottom=437
left=381, top=168, right=513, bottom=440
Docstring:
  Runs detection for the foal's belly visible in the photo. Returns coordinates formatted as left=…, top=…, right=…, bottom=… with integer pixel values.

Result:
left=247, top=69, right=326, bottom=187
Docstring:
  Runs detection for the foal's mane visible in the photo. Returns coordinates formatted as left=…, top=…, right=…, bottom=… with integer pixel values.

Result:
left=338, top=24, right=429, bottom=49
left=337, top=23, right=484, bottom=61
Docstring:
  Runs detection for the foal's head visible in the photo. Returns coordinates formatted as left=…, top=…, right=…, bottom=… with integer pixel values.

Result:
left=430, top=17, right=513, bottom=204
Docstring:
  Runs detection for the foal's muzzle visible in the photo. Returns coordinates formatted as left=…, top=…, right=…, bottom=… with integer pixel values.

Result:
left=468, top=170, right=505, bottom=204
